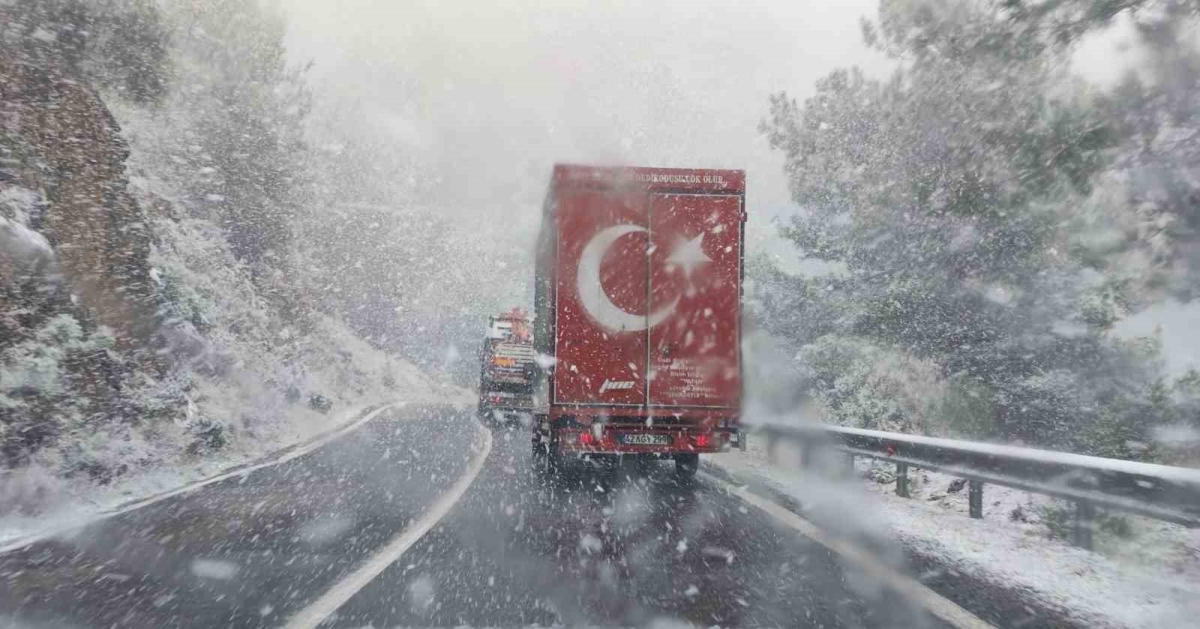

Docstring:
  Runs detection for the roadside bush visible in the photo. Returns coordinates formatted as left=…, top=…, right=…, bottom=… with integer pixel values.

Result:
left=798, top=336, right=948, bottom=435
left=308, top=393, right=333, bottom=414
left=1156, top=371, right=1200, bottom=466
left=937, top=379, right=1001, bottom=441
left=0, top=314, right=119, bottom=466
left=1036, top=501, right=1134, bottom=544
left=151, top=262, right=214, bottom=335
left=184, top=415, right=227, bottom=454
left=0, top=458, right=64, bottom=516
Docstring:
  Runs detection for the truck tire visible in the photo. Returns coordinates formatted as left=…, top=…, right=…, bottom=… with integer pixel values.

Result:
left=675, top=453, right=699, bottom=478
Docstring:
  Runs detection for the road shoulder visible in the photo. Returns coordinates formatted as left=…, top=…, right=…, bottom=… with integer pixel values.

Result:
left=705, top=448, right=1119, bottom=629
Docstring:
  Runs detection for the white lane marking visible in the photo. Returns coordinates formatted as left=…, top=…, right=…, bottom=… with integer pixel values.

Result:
left=705, top=473, right=995, bottom=629
left=284, top=420, right=494, bottom=629
left=0, top=402, right=404, bottom=555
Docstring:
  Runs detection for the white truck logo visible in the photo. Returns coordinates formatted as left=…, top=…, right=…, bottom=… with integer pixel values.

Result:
left=599, top=379, right=636, bottom=394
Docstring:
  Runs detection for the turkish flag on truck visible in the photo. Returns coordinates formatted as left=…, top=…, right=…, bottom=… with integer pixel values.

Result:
left=544, top=165, right=745, bottom=411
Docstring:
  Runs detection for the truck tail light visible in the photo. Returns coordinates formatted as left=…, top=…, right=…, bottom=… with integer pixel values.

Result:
left=579, top=431, right=596, bottom=446
left=693, top=433, right=711, bottom=448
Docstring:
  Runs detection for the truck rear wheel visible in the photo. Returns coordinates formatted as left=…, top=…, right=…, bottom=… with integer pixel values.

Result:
left=675, top=453, right=699, bottom=478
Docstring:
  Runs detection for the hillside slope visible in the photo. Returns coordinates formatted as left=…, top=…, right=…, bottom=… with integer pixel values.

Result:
left=1, top=0, right=467, bottom=527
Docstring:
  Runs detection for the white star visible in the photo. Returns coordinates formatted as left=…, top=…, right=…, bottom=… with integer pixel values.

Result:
left=666, top=233, right=712, bottom=280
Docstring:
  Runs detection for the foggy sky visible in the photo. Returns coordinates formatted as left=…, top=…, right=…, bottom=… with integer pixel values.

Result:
left=281, top=0, right=887, bottom=268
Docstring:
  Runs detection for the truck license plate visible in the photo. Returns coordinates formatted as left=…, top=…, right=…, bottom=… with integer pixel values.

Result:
left=619, top=433, right=671, bottom=446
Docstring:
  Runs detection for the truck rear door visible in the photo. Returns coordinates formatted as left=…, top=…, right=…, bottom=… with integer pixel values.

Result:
left=547, top=166, right=744, bottom=413
left=647, top=193, right=742, bottom=409
left=552, top=187, right=649, bottom=407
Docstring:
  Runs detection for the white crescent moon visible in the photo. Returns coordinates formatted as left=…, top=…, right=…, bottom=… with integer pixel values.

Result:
left=577, top=224, right=679, bottom=333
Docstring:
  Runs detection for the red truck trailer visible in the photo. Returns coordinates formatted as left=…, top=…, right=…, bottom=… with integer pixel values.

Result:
left=531, top=164, right=745, bottom=476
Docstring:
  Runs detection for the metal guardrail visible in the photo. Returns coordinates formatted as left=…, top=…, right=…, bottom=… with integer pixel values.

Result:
left=752, top=422, right=1200, bottom=550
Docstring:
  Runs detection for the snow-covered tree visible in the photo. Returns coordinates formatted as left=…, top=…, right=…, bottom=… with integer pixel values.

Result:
left=761, top=0, right=1183, bottom=457
left=159, top=0, right=312, bottom=310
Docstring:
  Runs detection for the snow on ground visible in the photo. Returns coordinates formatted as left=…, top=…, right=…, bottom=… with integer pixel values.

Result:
left=709, top=435, right=1200, bottom=629
left=0, top=401, right=371, bottom=550
left=1, top=94, right=475, bottom=548
left=0, top=282, right=473, bottom=550
left=0, top=374, right=472, bottom=551
left=0, top=269, right=474, bottom=547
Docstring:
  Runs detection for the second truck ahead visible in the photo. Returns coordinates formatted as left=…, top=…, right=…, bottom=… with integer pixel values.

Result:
left=530, top=164, right=746, bottom=476
left=478, top=309, right=537, bottom=424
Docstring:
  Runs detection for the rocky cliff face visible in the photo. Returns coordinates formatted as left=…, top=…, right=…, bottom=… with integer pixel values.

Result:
left=1, top=4, right=159, bottom=360
left=1, top=3, right=164, bottom=469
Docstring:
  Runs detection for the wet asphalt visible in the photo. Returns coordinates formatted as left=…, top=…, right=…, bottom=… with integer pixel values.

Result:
left=0, top=405, right=1083, bottom=628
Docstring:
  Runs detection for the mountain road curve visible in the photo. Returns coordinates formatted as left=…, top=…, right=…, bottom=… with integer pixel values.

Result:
left=1, top=405, right=1082, bottom=628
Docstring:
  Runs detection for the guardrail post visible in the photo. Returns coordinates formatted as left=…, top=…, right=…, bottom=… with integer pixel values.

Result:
left=896, top=463, right=910, bottom=498
left=801, top=441, right=813, bottom=469
left=968, top=480, right=983, bottom=519
left=1073, top=501, right=1095, bottom=550
left=844, top=453, right=855, bottom=479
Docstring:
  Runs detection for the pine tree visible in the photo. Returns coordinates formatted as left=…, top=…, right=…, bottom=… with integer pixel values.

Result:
left=759, top=0, right=1182, bottom=455
left=162, top=0, right=311, bottom=304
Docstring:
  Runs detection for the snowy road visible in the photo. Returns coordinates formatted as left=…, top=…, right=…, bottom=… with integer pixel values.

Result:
left=0, top=405, right=482, bottom=627
left=318, top=424, right=951, bottom=629
left=2, top=406, right=1075, bottom=628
